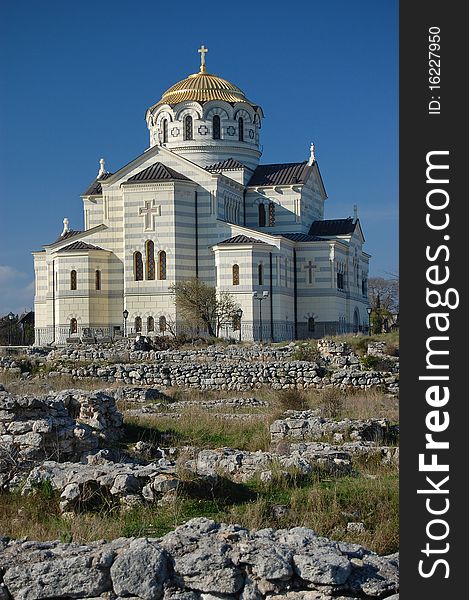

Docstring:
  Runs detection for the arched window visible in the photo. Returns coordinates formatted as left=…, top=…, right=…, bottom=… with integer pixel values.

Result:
left=134, top=252, right=143, bottom=281
left=146, top=240, right=155, bottom=280
left=258, top=203, right=266, bottom=227
left=147, top=316, right=154, bottom=332
left=258, top=264, right=264, bottom=286
left=158, top=251, right=167, bottom=280
left=212, top=115, right=221, bottom=139
left=162, top=119, right=168, bottom=143
left=95, top=270, right=101, bottom=290
left=70, top=270, right=77, bottom=290
left=184, top=115, right=193, bottom=140
left=268, top=202, right=276, bottom=227
left=238, top=117, right=244, bottom=141
left=308, top=317, right=315, bottom=332
left=70, top=318, right=78, bottom=334
left=159, top=315, right=167, bottom=333
left=232, top=264, right=240, bottom=286
left=135, top=316, right=142, bottom=333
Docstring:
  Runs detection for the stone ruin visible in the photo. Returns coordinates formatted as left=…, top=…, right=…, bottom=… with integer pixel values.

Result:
left=0, top=517, right=399, bottom=600
left=270, top=410, right=399, bottom=444
left=0, top=387, right=123, bottom=485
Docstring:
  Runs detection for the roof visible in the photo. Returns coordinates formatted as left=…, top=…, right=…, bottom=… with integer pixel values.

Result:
left=149, top=71, right=253, bottom=110
left=82, top=172, right=113, bottom=196
left=280, top=233, right=326, bottom=242
left=218, top=235, right=268, bottom=245
left=123, top=162, right=191, bottom=184
left=308, top=218, right=357, bottom=236
left=53, top=230, right=83, bottom=244
left=57, top=241, right=105, bottom=252
left=206, top=158, right=248, bottom=172
left=248, top=162, right=313, bottom=187
left=17, top=311, right=34, bottom=325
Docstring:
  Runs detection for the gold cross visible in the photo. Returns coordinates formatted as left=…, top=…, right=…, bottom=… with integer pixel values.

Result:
left=198, top=44, right=208, bottom=73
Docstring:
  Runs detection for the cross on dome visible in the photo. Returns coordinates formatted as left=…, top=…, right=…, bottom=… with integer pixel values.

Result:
left=62, top=217, right=70, bottom=235
left=198, top=45, right=208, bottom=73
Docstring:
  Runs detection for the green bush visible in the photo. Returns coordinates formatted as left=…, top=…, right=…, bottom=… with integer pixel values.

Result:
left=360, top=355, right=396, bottom=371
left=291, top=342, right=320, bottom=362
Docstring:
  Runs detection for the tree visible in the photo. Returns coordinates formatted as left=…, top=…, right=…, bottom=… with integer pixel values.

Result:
left=368, top=275, right=399, bottom=333
left=170, top=278, right=240, bottom=338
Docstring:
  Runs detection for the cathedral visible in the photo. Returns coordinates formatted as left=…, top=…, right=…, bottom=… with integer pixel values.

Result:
left=33, top=47, right=370, bottom=344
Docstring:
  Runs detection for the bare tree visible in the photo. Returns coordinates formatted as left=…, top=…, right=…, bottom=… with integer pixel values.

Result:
left=368, top=276, right=399, bottom=313
left=169, top=278, right=240, bottom=338
left=368, top=275, right=399, bottom=333
left=215, top=292, right=240, bottom=337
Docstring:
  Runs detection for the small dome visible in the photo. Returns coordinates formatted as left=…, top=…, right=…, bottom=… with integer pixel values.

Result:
left=151, top=71, right=252, bottom=108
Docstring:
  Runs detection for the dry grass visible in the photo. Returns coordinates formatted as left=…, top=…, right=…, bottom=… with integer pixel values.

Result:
left=124, top=407, right=272, bottom=452
left=0, top=462, right=398, bottom=554
left=0, top=372, right=126, bottom=396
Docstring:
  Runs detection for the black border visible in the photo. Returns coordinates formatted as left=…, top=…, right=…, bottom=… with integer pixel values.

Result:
left=400, top=1, right=466, bottom=595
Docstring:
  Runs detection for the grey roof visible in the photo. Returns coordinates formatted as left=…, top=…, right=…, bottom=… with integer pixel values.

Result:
left=58, top=241, right=105, bottom=252
left=309, top=218, right=357, bottom=236
left=53, top=230, right=83, bottom=244
left=206, top=158, right=248, bottom=172
left=219, top=235, right=268, bottom=245
left=248, top=162, right=313, bottom=187
left=124, top=162, right=191, bottom=183
left=280, top=233, right=326, bottom=242
left=82, top=172, right=113, bottom=196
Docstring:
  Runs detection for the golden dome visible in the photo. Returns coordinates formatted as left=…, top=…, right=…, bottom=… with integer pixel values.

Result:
left=151, top=71, right=252, bottom=108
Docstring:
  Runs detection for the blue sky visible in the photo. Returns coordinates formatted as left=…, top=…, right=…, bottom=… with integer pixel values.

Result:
left=0, top=0, right=398, bottom=315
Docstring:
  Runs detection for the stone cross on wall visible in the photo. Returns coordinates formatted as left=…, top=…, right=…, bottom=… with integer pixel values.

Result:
left=305, top=260, right=317, bottom=284
left=139, top=200, right=161, bottom=231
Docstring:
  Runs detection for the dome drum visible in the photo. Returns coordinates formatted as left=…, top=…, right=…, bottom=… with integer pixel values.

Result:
left=146, top=53, right=263, bottom=169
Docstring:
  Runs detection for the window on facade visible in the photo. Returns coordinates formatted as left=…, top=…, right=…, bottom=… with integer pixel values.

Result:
left=362, top=279, right=367, bottom=296
left=162, top=119, right=168, bottom=143
left=258, top=263, right=264, bottom=286
left=212, top=115, right=221, bottom=139
left=238, top=117, right=244, bottom=141
left=337, top=272, right=345, bottom=290
left=158, top=251, right=167, bottom=280
left=159, top=315, right=167, bottom=333
left=308, top=317, right=315, bottom=332
left=232, top=314, right=241, bottom=330
left=70, top=270, right=77, bottom=290
left=134, top=252, right=143, bottom=281
left=232, top=264, right=240, bottom=286
left=95, top=270, right=101, bottom=290
left=184, top=115, right=193, bottom=140
left=268, top=202, right=275, bottom=227
left=135, top=316, right=142, bottom=333
left=70, top=318, right=78, bottom=334
left=258, top=203, right=266, bottom=227
left=146, top=240, right=155, bottom=280
left=285, top=259, right=288, bottom=287
left=147, top=316, right=154, bottom=332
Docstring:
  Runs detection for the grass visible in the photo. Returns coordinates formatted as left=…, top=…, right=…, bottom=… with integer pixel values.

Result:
left=0, top=462, right=398, bottom=554
left=124, top=408, right=272, bottom=452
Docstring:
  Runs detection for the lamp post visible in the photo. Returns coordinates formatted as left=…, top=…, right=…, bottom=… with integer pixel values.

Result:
left=366, top=306, right=372, bottom=336
left=7, top=312, right=15, bottom=346
left=236, top=308, right=243, bottom=342
left=253, top=291, right=269, bottom=342
left=123, top=309, right=129, bottom=338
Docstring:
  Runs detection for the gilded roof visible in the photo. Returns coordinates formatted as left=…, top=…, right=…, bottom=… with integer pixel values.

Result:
left=150, top=71, right=253, bottom=109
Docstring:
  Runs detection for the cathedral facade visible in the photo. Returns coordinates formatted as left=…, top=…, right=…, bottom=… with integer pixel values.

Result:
left=33, top=47, right=370, bottom=344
